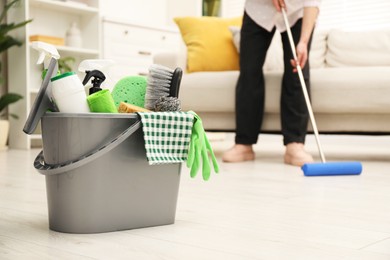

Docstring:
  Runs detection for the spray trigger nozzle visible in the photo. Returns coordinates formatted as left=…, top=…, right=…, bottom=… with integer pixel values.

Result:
left=82, top=70, right=106, bottom=95
left=37, top=52, right=46, bottom=65
left=31, top=41, right=60, bottom=66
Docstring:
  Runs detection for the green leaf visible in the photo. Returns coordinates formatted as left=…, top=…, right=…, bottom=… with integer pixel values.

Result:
left=9, top=113, right=18, bottom=119
left=0, top=19, right=33, bottom=36
left=0, top=0, right=20, bottom=22
left=0, top=93, right=23, bottom=113
left=0, top=0, right=33, bottom=53
left=0, top=0, right=32, bottom=120
left=58, top=56, right=76, bottom=73
left=0, top=35, right=22, bottom=53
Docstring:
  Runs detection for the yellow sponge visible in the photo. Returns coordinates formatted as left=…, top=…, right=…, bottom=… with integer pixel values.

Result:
left=118, top=102, right=150, bottom=113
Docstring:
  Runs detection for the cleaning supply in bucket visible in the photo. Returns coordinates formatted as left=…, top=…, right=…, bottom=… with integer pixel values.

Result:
left=137, top=111, right=194, bottom=165
left=31, top=41, right=61, bottom=113
left=51, top=72, right=90, bottom=113
left=78, top=59, right=115, bottom=91
left=83, top=70, right=106, bottom=95
left=87, top=89, right=118, bottom=113
left=82, top=70, right=117, bottom=113
left=118, top=102, right=150, bottom=113
left=144, top=64, right=183, bottom=111
left=281, top=8, right=362, bottom=176
left=154, top=96, right=181, bottom=112
left=186, top=111, right=219, bottom=181
left=111, top=76, right=147, bottom=108
left=31, top=41, right=60, bottom=80
left=23, top=58, right=59, bottom=134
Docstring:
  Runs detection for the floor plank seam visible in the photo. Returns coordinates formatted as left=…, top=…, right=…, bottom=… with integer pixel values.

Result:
left=357, top=236, right=390, bottom=250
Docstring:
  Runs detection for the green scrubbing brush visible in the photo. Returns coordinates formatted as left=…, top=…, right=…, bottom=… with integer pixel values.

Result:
left=111, top=75, right=147, bottom=108
left=144, top=64, right=183, bottom=110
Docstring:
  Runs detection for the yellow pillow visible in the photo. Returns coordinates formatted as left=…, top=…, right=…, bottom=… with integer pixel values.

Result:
left=174, top=16, right=242, bottom=73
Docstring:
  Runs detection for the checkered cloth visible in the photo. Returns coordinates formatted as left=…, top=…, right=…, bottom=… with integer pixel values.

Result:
left=137, top=112, right=194, bottom=165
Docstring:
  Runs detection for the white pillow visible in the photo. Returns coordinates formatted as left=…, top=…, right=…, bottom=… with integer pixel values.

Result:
left=229, top=26, right=241, bottom=52
left=326, top=30, right=390, bottom=67
left=229, top=27, right=328, bottom=70
left=229, top=26, right=284, bottom=71
left=264, top=32, right=284, bottom=71
left=309, top=30, right=328, bottom=68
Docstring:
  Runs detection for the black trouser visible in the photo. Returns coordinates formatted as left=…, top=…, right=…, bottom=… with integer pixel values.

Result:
left=235, top=11, right=313, bottom=146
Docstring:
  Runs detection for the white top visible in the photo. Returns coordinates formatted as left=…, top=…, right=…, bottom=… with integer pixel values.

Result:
left=245, top=0, right=321, bottom=32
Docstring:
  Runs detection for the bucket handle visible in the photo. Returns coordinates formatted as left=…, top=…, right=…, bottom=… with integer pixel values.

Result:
left=34, top=119, right=142, bottom=176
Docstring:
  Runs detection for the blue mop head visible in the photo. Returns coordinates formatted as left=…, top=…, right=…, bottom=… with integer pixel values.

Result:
left=302, top=161, right=363, bottom=176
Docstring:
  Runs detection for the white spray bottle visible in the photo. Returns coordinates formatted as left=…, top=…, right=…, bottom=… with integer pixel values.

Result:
left=32, top=41, right=61, bottom=79
left=78, top=59, right=115, bottom=94
left=31, top=41, right=61, bottom=112
left=32, top=41, right=89, bottom=113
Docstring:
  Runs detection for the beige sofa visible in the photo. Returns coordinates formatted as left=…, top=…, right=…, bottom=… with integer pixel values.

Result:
left=154, top=29, right=390, bottom=133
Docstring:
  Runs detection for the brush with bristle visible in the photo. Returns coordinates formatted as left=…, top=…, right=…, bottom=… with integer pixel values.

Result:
left=144, top=64, right=182, bottom=111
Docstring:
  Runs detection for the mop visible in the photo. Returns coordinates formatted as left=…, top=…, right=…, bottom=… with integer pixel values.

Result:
left=281, top=8, right=362, bottom=176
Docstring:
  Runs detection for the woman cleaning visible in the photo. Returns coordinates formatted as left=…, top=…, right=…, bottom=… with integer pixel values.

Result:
left=223, top=0, right=321, bottom=166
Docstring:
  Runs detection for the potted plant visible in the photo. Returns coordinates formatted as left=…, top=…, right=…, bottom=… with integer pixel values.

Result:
left=203, top=0, right=221, bottom=16
left=0, top=93, right=22, bottom=148
left=0, top=0, right=32, bottom=149
left=58, top=56, right=76, bottom=73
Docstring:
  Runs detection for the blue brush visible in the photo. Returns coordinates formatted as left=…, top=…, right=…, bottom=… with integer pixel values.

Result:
left=282, top=8, right=363, bottom=176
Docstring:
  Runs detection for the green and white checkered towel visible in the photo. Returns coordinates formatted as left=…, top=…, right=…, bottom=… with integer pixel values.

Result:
left=137, top=112, right=194, bottom=165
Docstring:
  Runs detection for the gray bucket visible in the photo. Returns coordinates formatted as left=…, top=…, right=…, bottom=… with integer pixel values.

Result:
left=34, top=113, right=181, bottom=234
left=24, top=59, right=181, bottom=233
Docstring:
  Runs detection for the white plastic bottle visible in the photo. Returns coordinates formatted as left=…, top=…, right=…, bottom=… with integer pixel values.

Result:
left=66, top=22, right=82, bottom=48
left=51, top=72, right=90, bottom=113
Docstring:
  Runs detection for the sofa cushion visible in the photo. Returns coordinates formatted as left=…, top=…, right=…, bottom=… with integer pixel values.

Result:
left=180, top=71, right=239, bottom=112
left=229, top=26, right=240, bottom=52
left=179, top=70, right=282, bottom=113
left=228, top=27, right=327, bottom=70
left=326, top=30, right=390, bottom=67
left=310, top=66, right=390, bottom=113
left=229, top=26, right=284, bottom=72
left=309, top=30, right=327, bottom=68
left=264, top=33, right=284, bottom=71
left=179, top=67, right=390, bottom=115
left=174, top=16, right=242, bottom=73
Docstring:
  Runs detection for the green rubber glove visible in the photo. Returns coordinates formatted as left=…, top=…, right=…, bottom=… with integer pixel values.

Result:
left=204, top=132, right=219, bottom=174
left=188, top=117, right=209, bottom=180
left=187, top=111, right=219, bottom=180
left=187, top=125, right=202, bottom=178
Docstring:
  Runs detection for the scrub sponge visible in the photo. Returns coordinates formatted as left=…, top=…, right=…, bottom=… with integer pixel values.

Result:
left=118, top=102, right=150, bottom=113
left=111, top=76, right=147, bottom=108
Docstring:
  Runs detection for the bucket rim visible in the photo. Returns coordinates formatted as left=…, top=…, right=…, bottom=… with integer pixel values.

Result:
left=42, top=112, right=138, bottom=119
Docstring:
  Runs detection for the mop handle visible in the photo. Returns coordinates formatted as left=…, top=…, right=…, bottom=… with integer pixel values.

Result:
left=281, top=8, right=326, bottom=163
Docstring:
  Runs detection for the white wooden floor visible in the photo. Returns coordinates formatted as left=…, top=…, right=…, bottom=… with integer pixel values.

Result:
left=1, top=133, right=390, bottom=260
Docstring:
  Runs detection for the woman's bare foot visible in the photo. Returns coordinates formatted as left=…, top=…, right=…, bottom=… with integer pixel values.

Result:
left=284, top=142, right=314, bottom=167
left=222, top=144, right=255, bottom=163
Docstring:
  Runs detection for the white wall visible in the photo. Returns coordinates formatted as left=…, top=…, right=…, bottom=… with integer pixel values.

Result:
left=317, top=0, right=390, bottom=31
left=166, top=0, right=202, bottom=27
left=218, top=0, right=390, bottom=31
left=100, top=0, right=168, bottom=26
left=1, top=0, right=5, bottom=97
left=100, top=0, right=202, bottom=27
